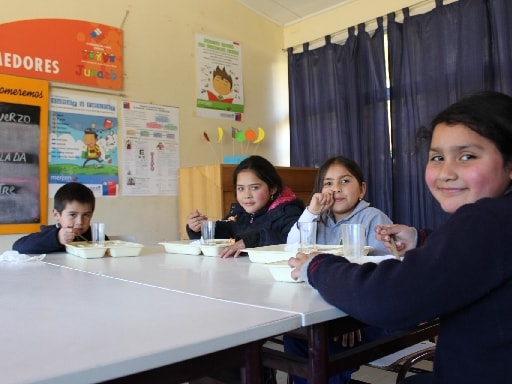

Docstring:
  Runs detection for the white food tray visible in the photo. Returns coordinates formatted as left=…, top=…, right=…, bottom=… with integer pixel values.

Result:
left=199, top=241, right=231, bottom=256
left=244, top=244, right=372, bottom=264
left=65, top=241, right=144, bottom=258
left=159, top=240, right=202, bottom=255
left=159, top=239, right=232, bottom=256
left=105, top=241, right=144, bottom=257
left=266, top=261, right=303, bottom=283
left=65, top=242, right=108, bottom=259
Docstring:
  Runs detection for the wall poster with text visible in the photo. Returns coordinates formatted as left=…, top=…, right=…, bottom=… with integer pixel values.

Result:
left=121, top=101, right=179, bottom=196
left=49, top=92, right=119, bottom=197
left=0, top=19, right=122, bottom=90
left=0, top=74, right=48, bottom=234
left=196, top=34, right=244, bottom=121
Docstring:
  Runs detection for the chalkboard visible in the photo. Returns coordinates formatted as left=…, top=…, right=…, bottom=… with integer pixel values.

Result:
left=0, top=74, right=48, bottom=234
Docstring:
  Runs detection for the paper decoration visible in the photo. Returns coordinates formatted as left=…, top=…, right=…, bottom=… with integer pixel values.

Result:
left=203, top=131, right=220, bottom=162
left=202, top=126, right=266, bottom=164
left=253, top=127, right=265, bottom=143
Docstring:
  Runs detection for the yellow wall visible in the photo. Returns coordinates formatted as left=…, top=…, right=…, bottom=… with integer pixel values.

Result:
left=0, top=0, right=427, bottom=250
left=0, top=0, right=287, bottom=250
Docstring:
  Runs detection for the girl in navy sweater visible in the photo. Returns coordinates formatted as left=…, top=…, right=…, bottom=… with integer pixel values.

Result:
left=289, top=91, right=512, bottom=384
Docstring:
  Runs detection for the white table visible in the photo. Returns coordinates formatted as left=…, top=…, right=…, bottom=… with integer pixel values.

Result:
left=0, top=260, right=301, bottom=384
left=39, top=247, right=438, bottom=384
left=44, top=246, right=347, bottom=326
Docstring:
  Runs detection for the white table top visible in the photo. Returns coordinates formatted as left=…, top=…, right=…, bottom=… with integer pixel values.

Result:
left=1, top=260, right=300, bottom=384
left=44, top=246, right=347, bottom=326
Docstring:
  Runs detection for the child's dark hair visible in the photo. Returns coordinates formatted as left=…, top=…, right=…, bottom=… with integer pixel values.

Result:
left=233, top=156, right=283, bottom=196
left=428, top=91, right=512, bottom=163
left=313, top=156, right=365, bottom=194
left=53, top=182, right=95, bottom=213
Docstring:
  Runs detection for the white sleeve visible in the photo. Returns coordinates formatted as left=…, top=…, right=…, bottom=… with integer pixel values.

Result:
left=286, top=208, right=318, bottom=244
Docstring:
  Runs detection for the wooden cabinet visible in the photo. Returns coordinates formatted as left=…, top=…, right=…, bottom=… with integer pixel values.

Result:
left=178, top=164, right=318, bottom=239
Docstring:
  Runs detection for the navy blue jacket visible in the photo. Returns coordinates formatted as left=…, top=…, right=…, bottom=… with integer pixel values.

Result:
left=187, top=187, right=305, bottom=248
left=12, top=225, right=100, bottom=254
left=306, top=195, right=512, bottom=383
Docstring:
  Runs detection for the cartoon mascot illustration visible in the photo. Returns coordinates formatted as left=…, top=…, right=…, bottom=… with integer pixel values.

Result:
left=82, top=127, right=103, bottom=168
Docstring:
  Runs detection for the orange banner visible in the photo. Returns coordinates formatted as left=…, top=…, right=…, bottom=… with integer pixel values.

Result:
left=0, top=19, right=122, bottom=90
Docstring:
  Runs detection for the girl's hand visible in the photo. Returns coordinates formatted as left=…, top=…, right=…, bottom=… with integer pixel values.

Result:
left=335, top=330, right=363, bottom=347
left=186, top=209, right=208, bottom=233
left=307, top=192, right=334, bottom=215
left=375, top=224, right=417, bottom=255
left=218, top=239, right=246, bottom=258
left=288, top=251, right=320, bottom=280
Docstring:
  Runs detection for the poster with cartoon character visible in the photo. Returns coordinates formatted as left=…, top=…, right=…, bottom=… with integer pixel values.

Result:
left=196, top=34, right=244, bottom=121
left=48, top=93, right=119, bottom=197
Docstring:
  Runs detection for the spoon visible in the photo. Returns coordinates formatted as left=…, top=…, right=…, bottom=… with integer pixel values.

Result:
left=74, top=233, right=89, bottom=242
left=390, top=237, right=400, bottom=260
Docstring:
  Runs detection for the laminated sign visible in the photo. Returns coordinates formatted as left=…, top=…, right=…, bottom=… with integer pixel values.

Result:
left=0, top=19, right=123, bottom=90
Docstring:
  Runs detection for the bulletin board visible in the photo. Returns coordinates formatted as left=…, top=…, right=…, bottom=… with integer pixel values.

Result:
left=0, top=74, right=48, bottom=233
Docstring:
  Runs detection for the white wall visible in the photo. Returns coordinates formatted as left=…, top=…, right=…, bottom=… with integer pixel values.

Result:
left=0, top=0, right=287, bottom=251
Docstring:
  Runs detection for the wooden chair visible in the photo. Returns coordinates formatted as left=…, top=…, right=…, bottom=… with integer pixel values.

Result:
left=278, top=342, right=435, bottom=384
left=263, top=320, right=438, bottom=384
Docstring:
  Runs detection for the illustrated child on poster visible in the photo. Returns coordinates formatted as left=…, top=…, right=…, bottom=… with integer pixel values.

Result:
left=82, top=127, right=103, bottom=168
left=207, top=66, right=234, bottom=103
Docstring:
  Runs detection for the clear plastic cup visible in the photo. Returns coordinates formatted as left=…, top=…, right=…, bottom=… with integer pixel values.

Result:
left=298, top=221, right=317, bottom=253
left=201, top=220, right=216, bottom=245
left=341, top=224, right=366, bottom=262
left=92, top=222, right=105, bottom=244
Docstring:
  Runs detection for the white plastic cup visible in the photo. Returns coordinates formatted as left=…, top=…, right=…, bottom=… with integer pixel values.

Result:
left=92, top=222, right=106, bottom=244
left=298, top=221, right=317, bottom=253
left=341, top=224, right=366, bottom=262
left=201, top=220, right=216, bottom=245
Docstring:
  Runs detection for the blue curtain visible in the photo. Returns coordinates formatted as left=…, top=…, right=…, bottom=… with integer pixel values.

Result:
left=288, top=0, right=512, bottom=229
left=288, top=19, right=393, bottom=217
left=489, top=0, right=512, bottom=93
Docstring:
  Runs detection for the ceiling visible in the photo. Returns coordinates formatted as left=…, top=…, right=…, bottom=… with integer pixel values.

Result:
left=236, top=0, right=354, bottom=27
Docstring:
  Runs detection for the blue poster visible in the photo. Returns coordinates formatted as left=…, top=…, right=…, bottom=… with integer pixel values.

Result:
left=49, top=93, right=119, bottom=197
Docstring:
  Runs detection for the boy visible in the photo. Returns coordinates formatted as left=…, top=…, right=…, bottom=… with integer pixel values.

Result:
left=13, top=182, right=99, bottom=254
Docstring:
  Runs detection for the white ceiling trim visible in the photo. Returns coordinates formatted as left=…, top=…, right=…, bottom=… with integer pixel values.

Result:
left=281, top=0, right=460, bottom=52
left=236, top=0, right=354, bottom=27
